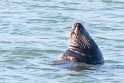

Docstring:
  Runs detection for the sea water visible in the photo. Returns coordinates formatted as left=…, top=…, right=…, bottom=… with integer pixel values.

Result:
left=0, top=0, right=124, bottom=83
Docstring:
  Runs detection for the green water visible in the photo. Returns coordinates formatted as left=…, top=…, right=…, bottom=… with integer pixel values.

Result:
left=0, top=0, right=124, bottom=83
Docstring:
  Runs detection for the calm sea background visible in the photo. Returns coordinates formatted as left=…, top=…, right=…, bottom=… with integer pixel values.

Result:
left=0, top=0, right=124, bottom=83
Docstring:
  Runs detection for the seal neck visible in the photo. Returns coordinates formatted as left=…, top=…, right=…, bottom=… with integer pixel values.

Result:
left=69, top=45, right=85, bottom=56
left=69, top=45, right=83, bottom=49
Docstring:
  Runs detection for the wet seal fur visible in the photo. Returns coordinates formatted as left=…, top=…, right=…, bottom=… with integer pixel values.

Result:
left=58, top=23, right=104, bottom=65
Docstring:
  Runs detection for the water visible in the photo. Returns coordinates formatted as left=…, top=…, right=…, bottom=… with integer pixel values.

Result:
left=0, top=0, right=124, bottom=83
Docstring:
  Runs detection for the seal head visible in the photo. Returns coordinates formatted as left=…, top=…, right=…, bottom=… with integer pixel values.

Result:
left=58, top=23, right=104, bottom=64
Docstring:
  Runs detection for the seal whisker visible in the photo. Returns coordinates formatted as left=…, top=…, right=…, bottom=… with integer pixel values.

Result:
left=84, top=36, right=91, bottom=48
left=79, top=34, right=91, bottom=49
left=84, top=36, right=91, bottom=49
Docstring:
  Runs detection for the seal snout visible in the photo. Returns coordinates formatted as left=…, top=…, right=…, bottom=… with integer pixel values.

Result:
left=73, top=23, right=84, bottom=30
left=72, top=23, right=83, bottom=34
left=74, top=23, right=82, bottom=27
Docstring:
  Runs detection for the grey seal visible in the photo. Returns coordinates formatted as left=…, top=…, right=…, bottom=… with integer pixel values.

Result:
left=58, top=23, right=104, bottom=65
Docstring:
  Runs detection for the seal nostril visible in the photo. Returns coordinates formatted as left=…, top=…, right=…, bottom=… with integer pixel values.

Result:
left=76, top=23, right=81, bottom=25
left=75, top=23, right=82, bottom=28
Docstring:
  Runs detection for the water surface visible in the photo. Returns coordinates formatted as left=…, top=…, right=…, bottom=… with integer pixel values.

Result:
left=0, top=0, right=124, bottom=83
